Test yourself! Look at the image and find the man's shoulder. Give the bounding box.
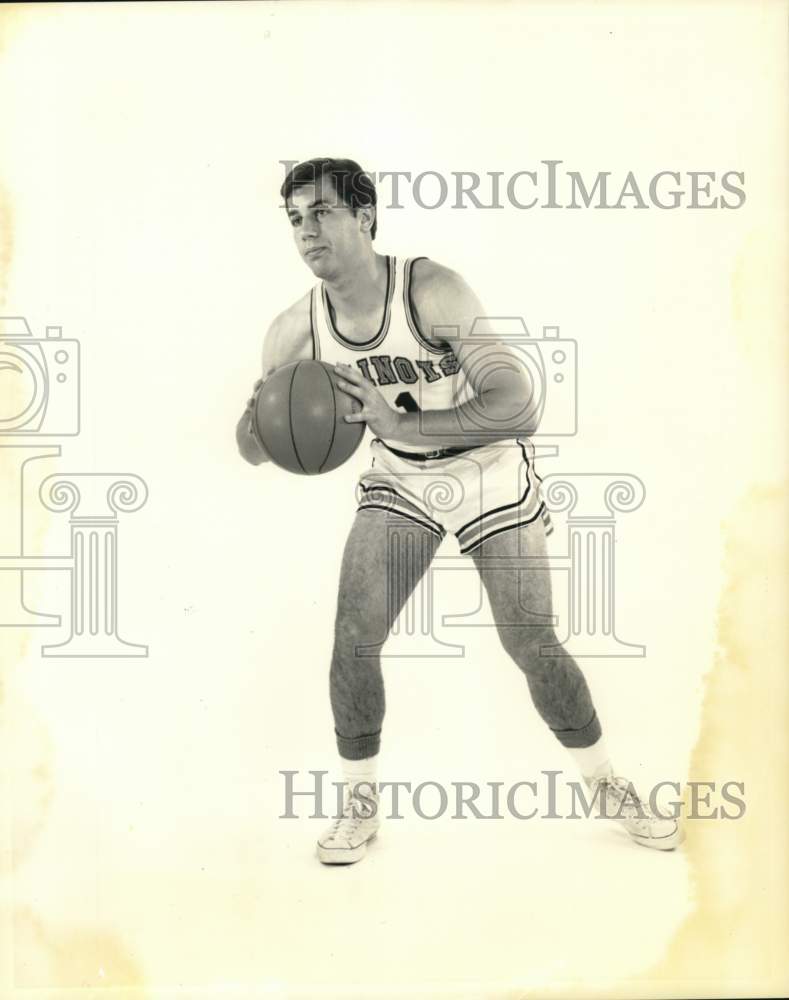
[410,257,471,321]
[269,289,313,341]
[409,257,466,295]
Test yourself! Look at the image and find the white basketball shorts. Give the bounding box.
[356,437,552,554]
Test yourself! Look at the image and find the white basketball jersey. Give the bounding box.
[309,255,474,452]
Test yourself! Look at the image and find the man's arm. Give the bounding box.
[236,376,270,466]
[335,261,538,449]
[236,298,313,466]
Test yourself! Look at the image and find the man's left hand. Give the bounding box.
[334,364,402,439]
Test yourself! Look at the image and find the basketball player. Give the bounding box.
[237,158,681,861]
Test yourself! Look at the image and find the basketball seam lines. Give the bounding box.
[289,363,307,474]
[319,363,338,474]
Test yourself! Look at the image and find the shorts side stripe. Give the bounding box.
[358,482,445,532]
[458,493,542,540]
[459,502,547,554]
[455,447,534,538]
[356,504,445,537]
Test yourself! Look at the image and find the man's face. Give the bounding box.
[285,179,367,279]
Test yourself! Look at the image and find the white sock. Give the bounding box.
[566,736,614,782]
[341,755,379,798]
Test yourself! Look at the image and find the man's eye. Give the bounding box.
[315,208,328,218]
[289,217,301,227]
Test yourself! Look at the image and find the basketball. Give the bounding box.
[252,360,365,474]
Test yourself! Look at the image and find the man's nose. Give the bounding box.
[301,215,319,240]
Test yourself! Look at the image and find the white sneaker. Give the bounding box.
[316,786,381,865]
[586,774,683,851]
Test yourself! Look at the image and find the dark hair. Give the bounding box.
[280,157,377,240]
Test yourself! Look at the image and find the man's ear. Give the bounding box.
[357,204,375,235]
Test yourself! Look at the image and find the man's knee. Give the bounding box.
[495,622,560,668]
[333,607,389,661]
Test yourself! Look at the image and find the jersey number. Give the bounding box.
[394,391,421,413]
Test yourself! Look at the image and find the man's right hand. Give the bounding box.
[236,378,271,465]
[239,300,314,467]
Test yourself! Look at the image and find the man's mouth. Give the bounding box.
[305,247,327,259]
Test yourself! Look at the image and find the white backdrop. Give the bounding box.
[0,2,786,998]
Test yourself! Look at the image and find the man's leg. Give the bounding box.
[330,508,442,751]
[468,516,601,747]
[318,508,442,864]
[469,517,681,850]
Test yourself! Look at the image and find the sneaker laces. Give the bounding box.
[326,792,377,837]
[595,775,655,821]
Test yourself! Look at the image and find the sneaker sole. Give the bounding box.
[631,824,684,851]
[316,832,377,865]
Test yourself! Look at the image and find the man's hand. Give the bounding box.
[236,378,270,465]
[246,378,264,422]
[334,364,402,439]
